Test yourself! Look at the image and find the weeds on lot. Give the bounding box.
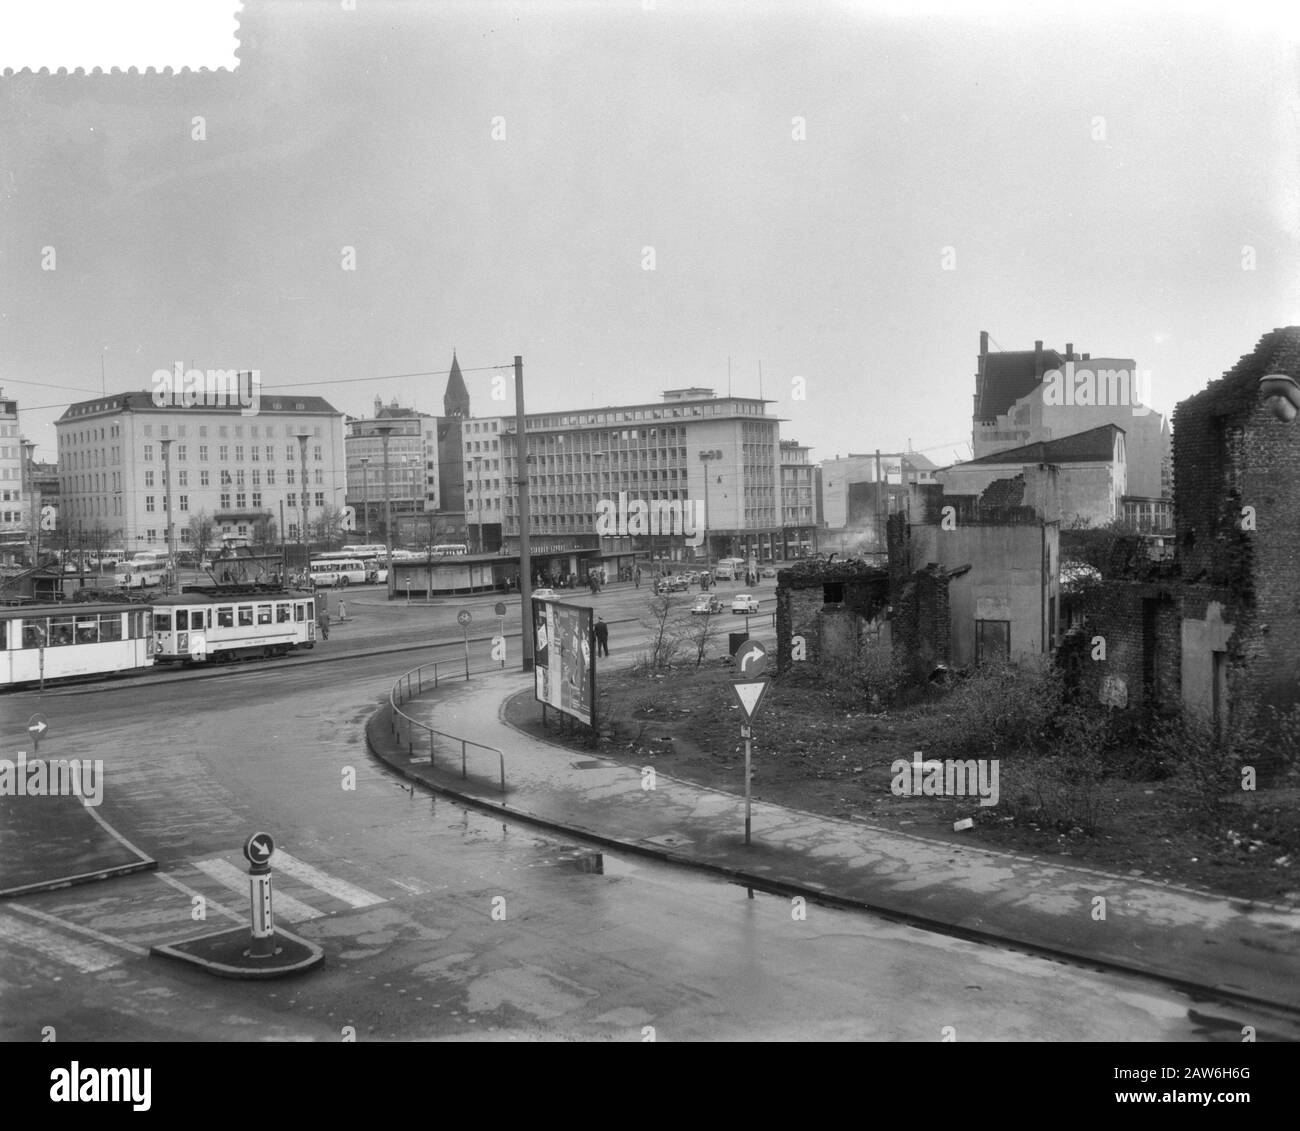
[918,660,1062,761]
[635,592,685,673]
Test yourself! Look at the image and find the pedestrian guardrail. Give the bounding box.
[388,661,507,795]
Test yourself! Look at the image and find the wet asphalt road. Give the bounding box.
[0,595,1286,1041]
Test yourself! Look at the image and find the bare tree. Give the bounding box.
[683,602,722,666]
[188,511,215,558]
[311,504,344,551]
[639,590,685,671]
[251,513,279,551]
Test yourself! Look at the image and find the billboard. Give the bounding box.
[532,599,595,726]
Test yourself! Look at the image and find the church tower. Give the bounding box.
[443,351,471,419]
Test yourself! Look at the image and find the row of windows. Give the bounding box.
[155,601,310,631]
[522,403,768,429]
[63,421,325,443]
[141,444,324,463]
[2,611,145,650]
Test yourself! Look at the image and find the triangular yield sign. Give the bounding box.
[732,679,769,721]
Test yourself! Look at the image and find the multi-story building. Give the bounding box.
[461,416,505,553]
[0,392,25,562]
[819,451,939,553]
[55,391,345,552]
[779,439,818,558]
[496,387,784,576]
[345,397,440,544]
[971,330,1170,499]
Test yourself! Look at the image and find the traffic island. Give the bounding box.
[151,925,324,980]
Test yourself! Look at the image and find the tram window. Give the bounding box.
[0,620,6,649]
[276,603,291,623]
[237,606,254,627]
[154,612,172,632]
[175,610,189,631]
[257,604,272,625]
[50,616,76,646]
[24,623,44,648]
[217,607,234,628]
[99,614,123,641]
[295,603,304,622]
[76,620,98,644]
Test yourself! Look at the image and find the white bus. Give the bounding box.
[714,557,745,581]
[308,558,368,587]
[322,549,386,584]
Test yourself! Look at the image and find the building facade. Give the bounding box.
[779,439,818,558]
[0,392,25,562]
[55,391,345,551]
[497,387,784,571]
[345,397,440,544]
[819,451,939,553]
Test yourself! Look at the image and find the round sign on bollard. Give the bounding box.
[494,601,507,617]
[457,609,472,627]
[243,831,275,870]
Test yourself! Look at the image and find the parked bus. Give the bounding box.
[308,557,368,587]
[713,557,744,581]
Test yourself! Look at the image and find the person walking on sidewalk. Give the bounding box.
[318,605,330,640]
[337,598,347,622]
[634,566,641,589]
[594,616,609,657]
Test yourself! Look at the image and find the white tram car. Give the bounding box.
[150,591,316,664]
[0,602,155,687]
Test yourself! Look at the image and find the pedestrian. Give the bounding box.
[634,567,641,589]
[338,598,347,622]
[318,606,330,640]
[594,615,609,657]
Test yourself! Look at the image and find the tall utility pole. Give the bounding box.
[515,356,533,671]
[376,425,394,600]
[699,449,719,572]
[360,456,370,542]
[160,438,176,594]
[473,455,484,554]
[21,439,37,565]
[874,448,884,555]
[296,432,311,574]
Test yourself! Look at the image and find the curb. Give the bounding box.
[364,697,1300,1021]
[0,857,158,900]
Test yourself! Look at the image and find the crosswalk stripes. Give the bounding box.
[0,909,126,974]
[190,858,326,922]
[268,850,386,909]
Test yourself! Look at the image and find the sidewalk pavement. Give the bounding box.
[369,667,1300,1015]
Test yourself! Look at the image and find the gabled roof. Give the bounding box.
[974,348,1065,421]
[954,424,1125,467]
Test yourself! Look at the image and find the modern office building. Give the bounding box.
[0,391,25,562]
[55,391,345,552]
[494,387,784,580]
[345,397,441,545]
[779,439,818,558]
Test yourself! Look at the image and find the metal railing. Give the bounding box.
[388,660,507,795]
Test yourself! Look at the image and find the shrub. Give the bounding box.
[919,660,1062,761]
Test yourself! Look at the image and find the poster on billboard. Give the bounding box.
[532,599,595,726]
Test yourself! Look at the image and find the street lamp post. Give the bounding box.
[473,455,483,555]
[699,449,719,575]
[376,425,394,600]
[160,438,176,594]
[359,456,370,542]
[295,432,310,576]
[21,439,37,566]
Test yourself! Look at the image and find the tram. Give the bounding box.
[0,602,155,688]
[150,589,316,664]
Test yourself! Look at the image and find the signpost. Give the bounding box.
[242,831,276,958]
[458,608,472,680]
[730,641,770,846]
[494,601,507,669]
[27,713,49,754]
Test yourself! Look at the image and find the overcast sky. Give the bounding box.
[2,0,1297,465]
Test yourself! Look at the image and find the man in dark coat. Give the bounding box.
[594,616,609,657]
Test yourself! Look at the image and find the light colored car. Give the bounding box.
[691,594,723,615]
[531,587,558,600]
[731,593,760,614]
[761,566,777,578]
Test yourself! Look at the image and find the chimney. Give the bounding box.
[374,396,382,416]
[1034,340,1043,378]
[979,330,988,358]
[1065,342,1074,360]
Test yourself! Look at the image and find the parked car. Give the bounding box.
[531,587,558,601]
[761,566,777,578]
[691,594,724,615]
[731,593,760,614]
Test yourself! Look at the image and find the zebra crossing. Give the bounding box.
[0,849,391,980]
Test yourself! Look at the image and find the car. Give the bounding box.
[761,566,777,578]
[531,587,558,600]
[671,575,690,591]
[731,593,760,614]
[691,594,724,615]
